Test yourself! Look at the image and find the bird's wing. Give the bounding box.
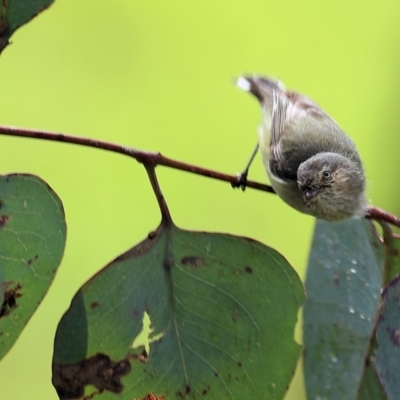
[269,91,333,181]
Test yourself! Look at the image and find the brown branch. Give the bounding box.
[0,125,274,193]
[1,125,400,229]
[366,206,400,229]
[144,165,172,224]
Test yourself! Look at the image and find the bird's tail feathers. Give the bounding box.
[236,76,284,104]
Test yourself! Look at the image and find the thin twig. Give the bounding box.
[366,206,400,229]
[0,125,274,193]
[144,165,172,224]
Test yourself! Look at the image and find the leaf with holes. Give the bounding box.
[0,0,54,54]
[303,219,384,400]
[52,221,305,400]
[0,174,66,360]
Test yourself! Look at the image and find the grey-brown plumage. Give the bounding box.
[237,76,367,221]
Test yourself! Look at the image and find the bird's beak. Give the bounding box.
[305,187,323,201]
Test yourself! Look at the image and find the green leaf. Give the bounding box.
[381,228,400,283]
[0,174,66,360]
[52,222,305,399]
[303,219,384,400]
[357,337,387,400]
[0,0,54,55]
[374,274,400,400]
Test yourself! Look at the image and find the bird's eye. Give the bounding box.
[322,171,331,179]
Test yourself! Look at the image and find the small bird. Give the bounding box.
[236,76,367,221]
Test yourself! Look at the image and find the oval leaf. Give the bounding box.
[52,222,305,399]
[0,173,66,360]
[303,219,384,400]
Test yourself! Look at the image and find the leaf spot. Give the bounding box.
[164,257,174,270]
[147,231,157,240]
[132,308,140,317]
[0,21,6,36]
[333,273,340,285]
[0,282,22,318]
[135,393,165,400]
[244,266,253,273]
[0,214,11,227]
[26,255,39,266]
[181,255,204,268]
[52,353,131,399]
[232,308,238,322]
[386,327,400,346]
[90,301,99,309]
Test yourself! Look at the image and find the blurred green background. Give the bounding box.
[1,0,400,399]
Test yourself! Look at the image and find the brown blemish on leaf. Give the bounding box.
[164,257,174,270]
[0,199,3,208]
[135,393,165,400]
[244,266,253,273]
[181,255,204,268]
[148,369,158,378]
[0,283,22,318]
[137,349,148,363]
[237,361,242,367]
[386,327,400,346]
[0,20,7,36]
[202,385,210,395]
[27,255,39,266]
[147,231,157,240]
[232,308,238,322]
[185,385,191,394]
[0,214,11,227]
[90,302,99,309]
[52,353,132,399]
[132,308,140,317]
[333,273,340,285]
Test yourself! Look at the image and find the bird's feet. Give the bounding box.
[231,171,248,191]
